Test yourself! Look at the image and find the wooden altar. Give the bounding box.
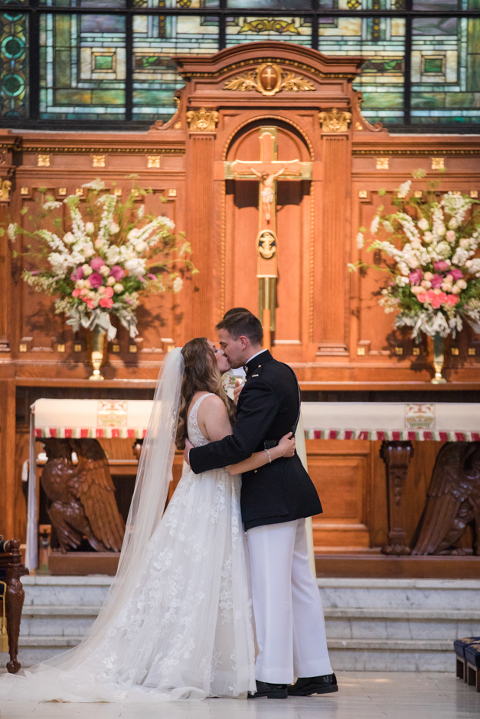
[1,42,479,576]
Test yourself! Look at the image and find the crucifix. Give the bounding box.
[225,126,311,349]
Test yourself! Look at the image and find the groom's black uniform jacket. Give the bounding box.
[189,350,322,530]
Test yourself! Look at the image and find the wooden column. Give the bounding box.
[0,379,16,538]
[318,135,349,355]
[185,134,216,338]
[381,440,414,555]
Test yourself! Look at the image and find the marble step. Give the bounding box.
[19,604,480,641]
[13,635,457,672]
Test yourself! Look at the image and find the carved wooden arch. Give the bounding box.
[222,114,315,162]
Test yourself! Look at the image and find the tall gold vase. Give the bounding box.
[431,332,447,384]
[89,326,106,381]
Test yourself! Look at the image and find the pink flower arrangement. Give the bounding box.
[88,272,103,289]
[415,290,459,309]
[109,265,125,280]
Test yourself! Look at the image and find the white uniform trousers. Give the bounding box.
[247,518,332,685]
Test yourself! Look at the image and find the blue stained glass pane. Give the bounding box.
[319,15,405,125]
[227,1,311,7]
[0,10,28,118]
[39,12,126,120]
[411,16,480,124]
[132,14,219,121]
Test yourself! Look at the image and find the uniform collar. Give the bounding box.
[244,349,272,375]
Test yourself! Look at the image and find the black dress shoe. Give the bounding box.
[288,673,338,696]
[248,680,288,699]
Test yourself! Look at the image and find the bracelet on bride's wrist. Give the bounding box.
[265,448,272,463]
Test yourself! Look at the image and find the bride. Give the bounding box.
[0,338,295,702]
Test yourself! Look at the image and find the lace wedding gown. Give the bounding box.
[0,393,256,702]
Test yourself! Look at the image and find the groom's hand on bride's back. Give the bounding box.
[184,438,193,466]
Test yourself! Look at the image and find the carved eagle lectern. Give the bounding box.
[40,438,125,553]
[412,442,480,556]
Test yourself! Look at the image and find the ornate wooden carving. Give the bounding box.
[319,109,352,133]
[186,108,219,133]
[412,442,480,556]
[1,538,28,673]
[381,440,414,555]
[40,438,125,553]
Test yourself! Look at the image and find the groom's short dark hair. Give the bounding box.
[216,308,263,346]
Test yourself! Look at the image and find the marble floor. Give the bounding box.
[1,672,479,719]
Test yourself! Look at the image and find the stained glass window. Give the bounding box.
[319,15,406,125]
[0,5,28,119]
[133,14,219,121]
[226,16,312,46]
[0,0,478,130]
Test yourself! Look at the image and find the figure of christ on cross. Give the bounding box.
[227,127,311,348]
[249,166,288,224]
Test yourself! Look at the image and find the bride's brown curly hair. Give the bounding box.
[175,337,235,450]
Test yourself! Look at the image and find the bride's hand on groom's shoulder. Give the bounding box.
[184,438,193,466]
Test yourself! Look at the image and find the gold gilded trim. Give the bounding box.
[186,107,219,133]
[224,62,315,96]
[180,57,357,81]
[23,147,185,155]
[353,149,479,156]
[222,114,315,161]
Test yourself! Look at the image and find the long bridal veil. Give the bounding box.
[0,348,187,701]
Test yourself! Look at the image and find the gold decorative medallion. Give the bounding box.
[468,347,476,355]
[224,63,315,97]
[357,346,366,355]
[186,107,219,132]
[93,154,105,168]
[431,157,445,170]
[168,188,177,197]
[0,179,11,201]
[114,187,122,196]
[174,121,182,130]
[147,155,161,168]
[58,187,67,196]
[414,190,423,198]
[376,157,389,169]
[470,190,478,199]
[74,343,83,353]
[56,344,66,353]
[75,187,84,196]
[319,108,352,133]
[355,122,364,130]
[412,347,420,356]
[20,186,29,195]
[257,229,277,260]
[358,190,368,198]
[238,18,300,35]
[38,154,51,167]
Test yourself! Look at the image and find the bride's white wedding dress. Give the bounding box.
[0,392,256,702]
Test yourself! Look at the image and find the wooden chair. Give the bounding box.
[465,643,480,693]
[0,538,29,673]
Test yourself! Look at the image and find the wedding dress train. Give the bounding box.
[0,391,256,702]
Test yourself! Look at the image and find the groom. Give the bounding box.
[186,308,336,699]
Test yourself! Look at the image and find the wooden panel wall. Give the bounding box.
[0,43,479,554]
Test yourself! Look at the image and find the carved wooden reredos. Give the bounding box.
[1,42,480,386]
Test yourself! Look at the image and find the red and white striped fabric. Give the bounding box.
[302,402,480,442]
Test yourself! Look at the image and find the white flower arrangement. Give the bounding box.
[7,180,196,341]
[349,172,480,340]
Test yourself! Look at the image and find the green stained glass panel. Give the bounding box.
[0,10,28,118]
[411,17,480,123]
[132,15,219,121]
[39,12,126,120]
[319,15,405,124]
[226,16,312,46]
